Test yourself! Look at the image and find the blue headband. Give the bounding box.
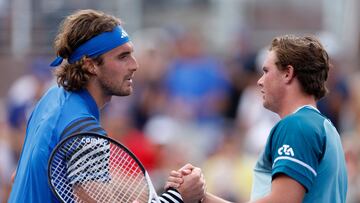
[50,26,130,67]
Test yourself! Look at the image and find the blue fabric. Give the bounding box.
[251,106,347,203]
[50,26,130,66]
[8,86,105,203]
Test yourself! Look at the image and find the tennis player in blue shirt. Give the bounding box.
[167,35,348,203]
[9,9,204,203]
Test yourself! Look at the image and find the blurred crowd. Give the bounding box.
[0,26,359,203]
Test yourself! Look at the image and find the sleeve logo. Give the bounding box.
[278,144,294,156]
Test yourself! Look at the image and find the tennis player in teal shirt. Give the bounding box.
[167,35,347,203]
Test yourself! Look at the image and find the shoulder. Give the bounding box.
[35,87,101,140]
[60,116,106,140]
[36,86,82,111]
[266,108,329,192]
[274,107,326,138]
[268,107,327,156]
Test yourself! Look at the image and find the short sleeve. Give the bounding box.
[60,116,107,140]
[269,116,325,191]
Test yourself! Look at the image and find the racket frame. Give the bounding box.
[48,132,160,203]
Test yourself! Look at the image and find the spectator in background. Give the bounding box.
[6,57,53,162]
[202,126,255,202]
[341,72,360,203]
[6,57,52,131]
[224,27,258,120]
[342,135,360,203]
[130,28,174,129]
[317,62,349,131]
[162,28,232,159]
[316,32,349,132]
[164,28,231,125]
[0,103,16,203]
[235,47,279,156]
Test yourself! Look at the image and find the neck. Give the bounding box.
[277,92,316,119]
[86,81,111,109]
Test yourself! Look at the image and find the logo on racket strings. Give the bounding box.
[83,137,109,145]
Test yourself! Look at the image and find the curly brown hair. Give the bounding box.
[53,9,121,91]
[270,35,330,100]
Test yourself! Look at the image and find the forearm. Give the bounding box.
[203,192,234,203]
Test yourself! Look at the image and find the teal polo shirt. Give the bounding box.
[251,106,347,203]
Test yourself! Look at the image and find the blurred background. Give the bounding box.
[0,0,360,202]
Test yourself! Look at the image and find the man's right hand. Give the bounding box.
[165,163,206,203]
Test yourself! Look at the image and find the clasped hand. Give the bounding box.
[165,163,206,203]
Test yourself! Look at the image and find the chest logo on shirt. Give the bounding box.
[278,144,294,156]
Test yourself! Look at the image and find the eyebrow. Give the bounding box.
[117,51,131,58]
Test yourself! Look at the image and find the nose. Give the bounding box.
[257,75,264,87]
[131,55,139,71]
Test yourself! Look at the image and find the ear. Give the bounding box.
[83,58,97,75]
[283,65,295,84]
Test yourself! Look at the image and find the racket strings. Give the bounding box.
[67,143,110,177]
[81,143,149,203]
[50,135,151,203]
[94,150,138,202]
[52,137,86,202]
[107,145,149,202]
[74,147,146,203]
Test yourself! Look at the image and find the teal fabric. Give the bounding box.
[251,106,347,203]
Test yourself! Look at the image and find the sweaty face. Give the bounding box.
[95,42,138,97]
[257,50,286,113]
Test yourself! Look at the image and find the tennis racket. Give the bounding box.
[48,132,161,203]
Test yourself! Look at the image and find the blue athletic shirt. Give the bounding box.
[8,86,106,203]
[251,105,347,203]
[9,86,184,203]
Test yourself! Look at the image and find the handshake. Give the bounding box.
[164,163,206,203]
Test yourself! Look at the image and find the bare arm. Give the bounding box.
[250,174,305,203]
[73,184,97,203]
[203,174,305,203]
[202,192,233,203]
[165,164,305,203]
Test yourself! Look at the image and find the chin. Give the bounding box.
[121,88,133,96]
[263,103,278,114]
[119,92,132,97]
[111,89,132,97]
[263,102,271,110]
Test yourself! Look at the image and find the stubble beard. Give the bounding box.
[99,78,132,97]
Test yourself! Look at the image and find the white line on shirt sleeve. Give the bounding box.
[273,156,317,176]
